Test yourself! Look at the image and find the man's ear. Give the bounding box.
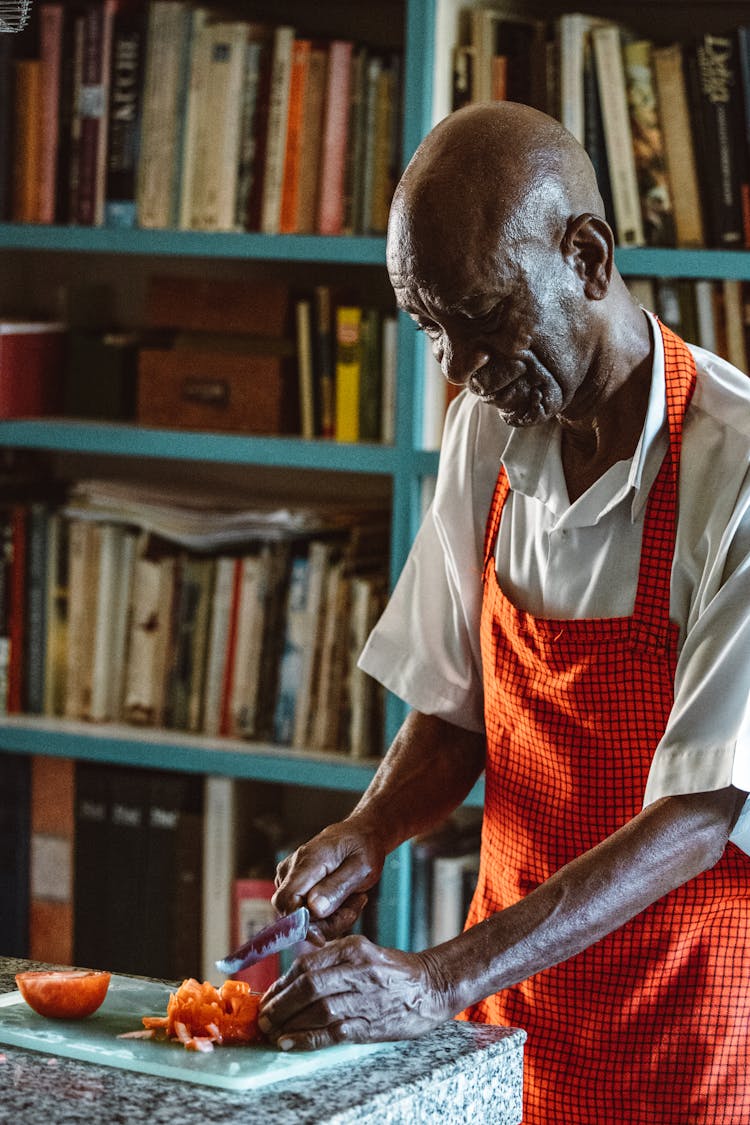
[561,213,614,299]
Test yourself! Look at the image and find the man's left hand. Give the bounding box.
[258,936,452,1050]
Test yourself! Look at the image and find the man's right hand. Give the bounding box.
[272,814,387,941]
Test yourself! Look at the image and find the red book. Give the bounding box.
[232,878,280,993]
[0,323,67,418]
[316,40,354,235]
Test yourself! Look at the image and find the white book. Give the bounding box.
[694,280,718,355]
[191,20,248,231]
[292,540,333,749]
[260,25,295,235]
[136,0,193,229]
[592,24,645,247]
[64,519,97,721]
[347,575,378,760]
[557,12,608,145]
[431,851,480,945]
[201,775,238,984]
[178,7,211,230]
[228,554,265,739]
[202,556,238,737]
[122,543,176,726]
[88,523,125,722]
[108,529,137,722]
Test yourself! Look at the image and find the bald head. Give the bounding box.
[387,102,606,290]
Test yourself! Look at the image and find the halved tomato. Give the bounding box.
[15,970,111,1019]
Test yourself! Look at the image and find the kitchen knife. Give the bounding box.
[215,906,310,976]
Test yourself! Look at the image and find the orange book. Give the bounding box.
[29,756,76,963]
[316,40,354,235]
[12,59,44,223]
[279,39,311,234]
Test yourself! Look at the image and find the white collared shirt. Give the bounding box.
[359,312,750,852]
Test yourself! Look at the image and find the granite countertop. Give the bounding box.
[0,958,525,1124]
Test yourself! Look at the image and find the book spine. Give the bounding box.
[295,299,316,439]
[591,24,646,247]
[193,22,247,232]
[273,553,310,745]
[294,45,327,234]
[622,39,676,247]
[260,26,295,235]
[234,37,266,231]
[279,38,311,234]
[43,512,67,717]
[201,775,237,984]
[738,27,750,247]
[685,33,746,248]
[87,522,123,722]
[23,503,49,715]
[0,38,12,220]
[39,3,64,224]
[75,0,116,226]
[358,307,382,442]
[29,756,75,964]
[178,7,210,230]
[202,556,236,737]
[652,44,706,248]
[12,60,44,223]
[105,2,146,227]
[7,504,27,715]
[314,284,335,439]
[380,314,398,445]
[0,753,30,956]
[0,512,15,716]
[335,305,363,443]
[316,40,354,235]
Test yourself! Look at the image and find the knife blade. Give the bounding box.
[215,906,310,976]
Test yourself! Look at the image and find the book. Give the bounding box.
[0,321,67,419]
[232,878,279,992]
[225,553,266,739]
[87,521,131,722]
[358,307,383,443]
[694,279,719,353]
[122,535,177,726]
[23,502,51,715]
[105,766,150,974]
[0,36,12,220]
[279,37,311,235]
[190,19,248,232]
[738,27,750,246]
[142,770,203,980]
[0,753,30,957]
[317,39,354,235]
[722,279,748,371]
[292,539,335,749]
[311,564,350,751]
[347,574,385,759]
[74,0,117,226]
[273,551,312,745]
[39,2,64,224]
[234,27,270,231]
[380,314,398,445]
[201,774,238,984]
[685,32,747,248]
[295,299,315,439]
[0,511,14,714]
[652,43,706,248]
[73,761,110,969]
[342,45,368,236]
[104,0,146,227]
[136,0,193,229]
[177,6,211,230]
[12,59,44,223]
[28,756,75,964]
[251,540,290,741]
[294,44,327,234]
[556,12,610,146]
[313,285,335,439]
[622,39,675,247]
[335,305,363,443]
[166,553,214,732]
[432,850,480,944]
[367,61,397,234]
[260,24,295,235]
[7,504,27,715]
[202,555,236,737]
[43,512,67,717]
[591,23,646,247]
[63,517,97,720]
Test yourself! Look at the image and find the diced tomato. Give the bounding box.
[139,978,263,1049]
[15,970,111,1020]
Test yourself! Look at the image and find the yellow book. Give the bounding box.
[335,305,363,443]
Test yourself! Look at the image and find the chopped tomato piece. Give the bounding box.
[140,978,262,1049]
[15,970,111,1020]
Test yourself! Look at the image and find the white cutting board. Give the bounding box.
[0,974,390,1090]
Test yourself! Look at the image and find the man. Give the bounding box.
[257,103,750,1123]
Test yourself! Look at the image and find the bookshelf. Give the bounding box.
[1,0,750,958]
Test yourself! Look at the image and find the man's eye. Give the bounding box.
[415,321,441,340]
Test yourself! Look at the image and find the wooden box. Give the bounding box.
[137,348,298,435]
[145,277,290,337]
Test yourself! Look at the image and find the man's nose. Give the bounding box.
[437,334,490,386]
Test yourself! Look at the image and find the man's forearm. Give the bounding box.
[427,785,747,1014]
[348,710,486,854]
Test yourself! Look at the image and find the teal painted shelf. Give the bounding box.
[0,223,387,264]
[615,247,750,280]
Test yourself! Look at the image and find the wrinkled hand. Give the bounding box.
[273,817,387,942]
[258,936,452,1050]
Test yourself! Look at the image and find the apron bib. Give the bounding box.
[462,323,750,1124]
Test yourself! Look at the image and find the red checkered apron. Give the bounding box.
[461,322,750,1123]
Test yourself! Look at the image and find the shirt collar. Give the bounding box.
[501,310,668,524]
